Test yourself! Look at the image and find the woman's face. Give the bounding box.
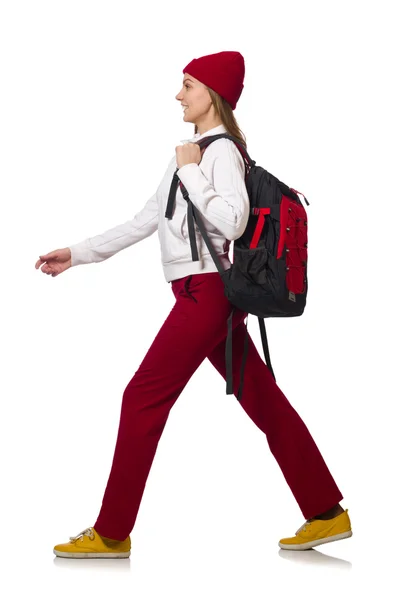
[175,73,212,124]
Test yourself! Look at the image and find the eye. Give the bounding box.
[184,84,190,89]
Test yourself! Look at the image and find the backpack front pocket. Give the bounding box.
[277,195,308,294]
[232,245,270,288]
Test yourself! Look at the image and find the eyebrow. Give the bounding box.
[183,78,194,84]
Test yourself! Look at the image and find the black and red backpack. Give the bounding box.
[165,133,309,402]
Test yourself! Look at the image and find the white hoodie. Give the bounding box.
[68,123,250,283]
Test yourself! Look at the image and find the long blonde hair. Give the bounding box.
[193,87,247,149]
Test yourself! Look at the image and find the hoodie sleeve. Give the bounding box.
[69,191,159,266]
[69,150,179,267]
[68,153,178,267]
[175,138,250,241]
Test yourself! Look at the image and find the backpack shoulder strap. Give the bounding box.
[196,133,256,177]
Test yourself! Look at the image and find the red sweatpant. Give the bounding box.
[93,272,343,541]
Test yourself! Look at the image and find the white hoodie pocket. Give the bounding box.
[181,212,188,240]
[166,207,189,243]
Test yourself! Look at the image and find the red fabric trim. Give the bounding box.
[277,195,308,293]
[250,208,271,249]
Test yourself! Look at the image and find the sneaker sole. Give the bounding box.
[278,529,352,551]
[53,550,130,558]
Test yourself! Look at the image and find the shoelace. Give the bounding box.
[69,527,95,542]
[295,518,314,536]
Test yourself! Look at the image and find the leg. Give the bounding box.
[93,273,247,541]
[206,320,344,521]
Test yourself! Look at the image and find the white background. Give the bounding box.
[1,0,396,598]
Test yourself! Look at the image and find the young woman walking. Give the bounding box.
[35,51,352,558]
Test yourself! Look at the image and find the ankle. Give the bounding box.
[314,503,344,520]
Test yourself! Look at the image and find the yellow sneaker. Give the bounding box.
[53,526,131,558]
[278,508,353,550]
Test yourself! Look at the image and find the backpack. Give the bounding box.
[165,133,310,401]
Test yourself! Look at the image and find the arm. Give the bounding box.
[176,138,250,240]
[69,191,159,266]
[68,153,178,267]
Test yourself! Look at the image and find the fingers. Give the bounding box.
[35,252,58,269]
[35,255,49,269]
[35,258,50,270]
[40,263,56,275]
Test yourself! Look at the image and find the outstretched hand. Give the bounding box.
[35,248,72,277]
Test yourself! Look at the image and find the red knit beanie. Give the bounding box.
[182,51,245,110]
